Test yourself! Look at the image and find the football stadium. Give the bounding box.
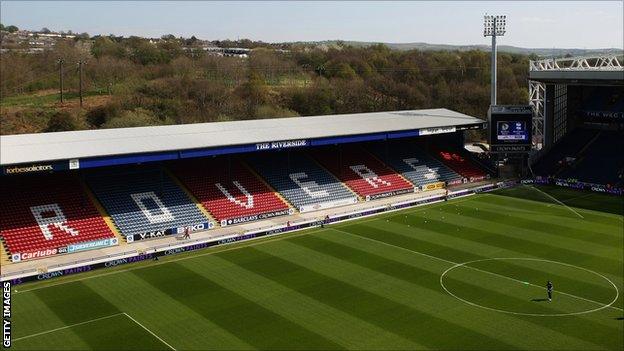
[1,13,623,350]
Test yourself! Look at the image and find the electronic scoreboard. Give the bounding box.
[488,105,533,153]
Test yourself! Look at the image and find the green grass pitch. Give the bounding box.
[8,185,624,350]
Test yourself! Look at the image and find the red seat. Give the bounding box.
[431,146,486,181]
[0,175,116,261]
[311,147,414,197]
[170,159,289,224]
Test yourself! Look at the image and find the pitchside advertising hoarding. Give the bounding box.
[220,209,293,227]
[125,222,214,242]
[488,105,533,153]
[10,237,118,262]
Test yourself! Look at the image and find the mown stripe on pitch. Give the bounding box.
[220,246,516,350]
[444,277,621,349]
[426,203,623,265]
[131,263,342,350]
[82,271,254,350]
[327,226,622,331]
[430,205,624,277]
[290,234,445,290]
[9,289,69,339]
[445,200,622,248]
[384,214,621,297]
[314,230,622,330]
[342,222,485,264]
[293,233,612,317]
[31,282,124,350]
[471,192,622,224]
[179,255,420,350]
[261,239,614,351]
[467,197,623,241]
[476,192,624,225]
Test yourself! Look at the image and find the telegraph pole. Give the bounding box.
[57,58,64,103]
[78,59,85,107]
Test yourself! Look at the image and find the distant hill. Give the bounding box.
[295,40,623,57]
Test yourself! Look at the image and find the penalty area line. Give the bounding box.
[12,312,125,342]
[123,313,176,351]
[523,184,584,219]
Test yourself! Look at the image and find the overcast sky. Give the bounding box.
[1,1,622,49]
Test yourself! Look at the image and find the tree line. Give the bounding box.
[0,35,531,134]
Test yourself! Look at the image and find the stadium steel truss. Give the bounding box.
[528,54,623,150]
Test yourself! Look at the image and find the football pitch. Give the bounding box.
[8,185,624,350]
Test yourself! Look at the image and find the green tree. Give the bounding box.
[237,71,271,117]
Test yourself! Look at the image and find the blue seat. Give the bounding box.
[369,142,462,187]
[248,153,357,211]
[86,167,209,237]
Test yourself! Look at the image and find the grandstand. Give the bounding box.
[367,140,463,188]
[311,145,415,200]
[0,108,488,267]
[429,145,487,182]
[170,158,291,226]
[0,174,117,262]
[529,55,624,187]
[247,152,358,212]
[85,166,211,240]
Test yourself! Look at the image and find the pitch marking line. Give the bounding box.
[329,228,623,314]
[523,184,584,219]
[12,312,175,350]
[12,312,125,342]
[123,313,176,350]
[440,258,620,316]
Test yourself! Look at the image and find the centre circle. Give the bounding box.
[439,257,619,317]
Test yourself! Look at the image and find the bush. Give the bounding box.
[45,111,79,132]
[102,108,172,129]
[255,105,299,119]
[85,102,121,127]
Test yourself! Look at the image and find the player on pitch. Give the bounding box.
[546,280,553,301]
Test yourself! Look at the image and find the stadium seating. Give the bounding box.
[559,131,624,185]
[0,175,116,260]
[247,153,358,211]
[369,142,463,187]
[86,167,209,238]
[311,146,414,198]
[532,129,600,177]
[170,158,290,225]
[429,145,487,181]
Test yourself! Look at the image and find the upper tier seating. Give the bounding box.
[532,129,600,177]
[86,168,209,237]
[170,159,290,225]
[370,142,463,187]
[311,146,414,198]
[559,131,624,185]
[247,153,357,211]
[0,175,116,261]
[429,145,487,181]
